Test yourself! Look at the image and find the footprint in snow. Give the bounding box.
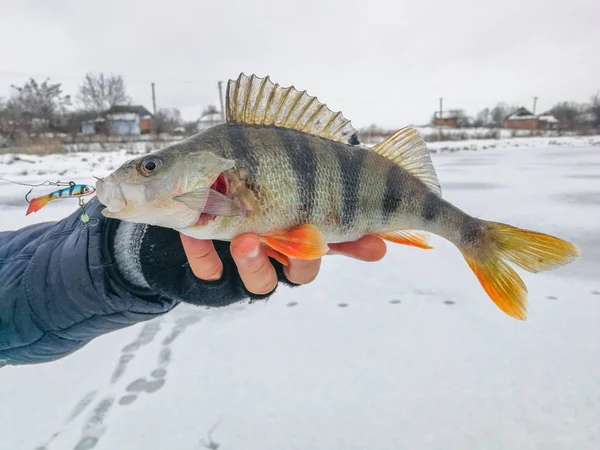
[119,376,167,407]
[337,303,349,308]
[118,317,197,407]
[389,300,401,305]
[118,395,138,406]
[287,301,298,307]
[161,315,203,346]
[33,390,99,448]
[151,368,167,379]
[443,300,456,305]
[546,295,558,300]
[126,378,166,394]
[72,397,114,450]
[592,290,600,296]
[111,321,162,383]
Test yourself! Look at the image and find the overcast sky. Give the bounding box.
[1,0,598,128]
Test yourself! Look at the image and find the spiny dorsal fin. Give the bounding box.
[372,127,441,196]
[226,73,360,145]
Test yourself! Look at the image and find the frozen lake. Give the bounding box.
[0,141,599,450]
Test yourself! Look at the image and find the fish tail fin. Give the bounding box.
[26,195,53,215]
[461,220,579,320]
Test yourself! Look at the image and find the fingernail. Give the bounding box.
[246,245,259,259]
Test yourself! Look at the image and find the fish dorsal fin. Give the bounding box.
[372,127,441,196]
[226,73,360,145]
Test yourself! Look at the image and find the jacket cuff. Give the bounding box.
[105,219,298,306]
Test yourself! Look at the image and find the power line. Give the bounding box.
[0,70,219,86]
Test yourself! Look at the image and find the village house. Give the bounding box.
[432,111,459,128]
[197,108,224,132]
[504,107,558,130]
[81,105,154,135]
[537,114,559,130]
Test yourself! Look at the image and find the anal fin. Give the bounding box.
[376,230,432,249]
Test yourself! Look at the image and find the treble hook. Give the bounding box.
[25,188,33,204]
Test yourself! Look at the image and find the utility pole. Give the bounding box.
[217,81,225,121]
[532,96,538,115]
[438,97,443,140]
[151,82,157,116]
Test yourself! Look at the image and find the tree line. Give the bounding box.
[2,73,599,140]
[431,96,600,130]
[0,73,192,138]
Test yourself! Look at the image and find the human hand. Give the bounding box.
[180,234,387,296]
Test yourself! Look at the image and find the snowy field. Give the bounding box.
[0,137,599,450]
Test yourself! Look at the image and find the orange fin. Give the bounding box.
[464,255,527,321]
[376,230,432,249]
[264,248,290,266]
[26,195,53,215]
[461,220,579,321]
[260,224,329,261]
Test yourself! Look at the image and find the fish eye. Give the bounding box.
[140,157,161,176]
[83,187,89,193]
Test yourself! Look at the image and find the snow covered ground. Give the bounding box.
[0,137,599,450]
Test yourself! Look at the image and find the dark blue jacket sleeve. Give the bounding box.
[0,200,177,366]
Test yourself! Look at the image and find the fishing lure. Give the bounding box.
[25,182,96,215]
[0,177,97,225]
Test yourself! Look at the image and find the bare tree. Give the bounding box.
[590,92,600,128]
[184,120,200,135]
[5,78,71,133]
[549,102,584,130]
[490,103,509,127]
[0,97,7,136]
[448,109,471,128]
[474,107,491,127]
[77,72,130,112]
[154,107,183,134]
[201,105,219,117]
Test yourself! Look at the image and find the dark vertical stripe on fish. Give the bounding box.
[382,164,404,223]
[69,184,75,196]
[226,125,257,179]
[333,142,366,229]
[421,191,442,223]
[278,129,317,222]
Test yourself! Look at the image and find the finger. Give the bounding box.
[230,234,278,295]
[328,235,387,262]
[284,257,321,285]
[180,234,223,281]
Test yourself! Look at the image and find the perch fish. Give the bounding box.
[96,73,579,320]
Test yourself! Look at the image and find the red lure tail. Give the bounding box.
[26,195,54,215]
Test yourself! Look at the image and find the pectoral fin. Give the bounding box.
[260,224,329,261]
[173,189,241,216]
[264,248,290,266]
